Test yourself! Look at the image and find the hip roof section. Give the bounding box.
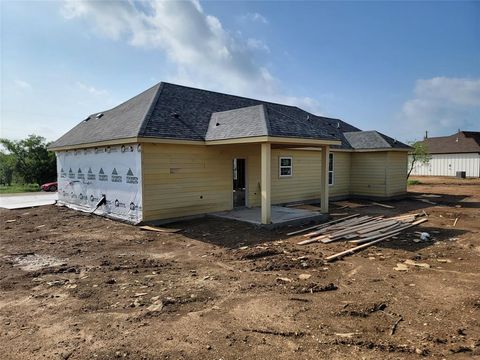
[50,82,409,151]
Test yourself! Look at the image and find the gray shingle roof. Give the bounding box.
[343,131,410,150]
[206,105,268,141]
[50,83,161,148]
[49,82,410,151]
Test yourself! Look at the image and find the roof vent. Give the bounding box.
[215,122,220,127]
[306,115,310,121]
[84,116,91,122]
[96,113,104,119]
[172,112,180,119]
[337,121,340,129]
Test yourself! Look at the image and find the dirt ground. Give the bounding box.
[1,176,479,359]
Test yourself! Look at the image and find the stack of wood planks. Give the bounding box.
[290,213,428,262]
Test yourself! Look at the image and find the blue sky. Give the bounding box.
[1,0,479,143]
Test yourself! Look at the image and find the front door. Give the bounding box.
[233,158,246,207]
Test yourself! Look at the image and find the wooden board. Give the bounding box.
[139,225,182,233]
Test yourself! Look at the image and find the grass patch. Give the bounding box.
[407,179,422,186]
[0,184,40,194]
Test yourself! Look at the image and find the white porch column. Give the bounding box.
[261,142,271,224]
[320,145,329,213]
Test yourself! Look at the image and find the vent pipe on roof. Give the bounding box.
[424,130,428,139]
[337,121,340,129]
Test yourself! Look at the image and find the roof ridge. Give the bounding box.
[211,104,264,115]
[89,82,161,118]
[138,82,164,136]
[373,130,395,148]
[162,81,309,110]
[260,104,271,135]
[292,107,343,122]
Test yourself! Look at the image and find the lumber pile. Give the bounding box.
[294,213,428,261]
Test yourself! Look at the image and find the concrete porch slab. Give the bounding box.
[210,205,328,229]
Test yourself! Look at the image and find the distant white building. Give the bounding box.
[410,131,480,178]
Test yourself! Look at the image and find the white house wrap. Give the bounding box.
[56,144,143,223]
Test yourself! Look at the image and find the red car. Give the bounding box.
[41,182,58,192]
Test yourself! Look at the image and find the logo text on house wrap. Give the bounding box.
[111,168,122,183]
[126,168,138,184]
[99,168,108,181]
[87,167,96,180]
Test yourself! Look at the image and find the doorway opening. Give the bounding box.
[233,158,246,207]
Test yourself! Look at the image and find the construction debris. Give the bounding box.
[393,263,409,271]
[292,212,428,262]
[371,202,395,209]
[139,225,182,233]
[453,217,459,227]
[287,214,359,237]
[390,314,403,335]
[242,328,305,337]
[404,259,430,268]
[414,198,437,205]
[419,232,431,241]
[296,282,337,293]
[298,273,312,280]
[298,214,426,245]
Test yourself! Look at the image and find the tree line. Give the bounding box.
[0,135,56,186]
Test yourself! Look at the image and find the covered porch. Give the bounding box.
[206,136,340,225]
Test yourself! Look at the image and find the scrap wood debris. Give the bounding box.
[413,197,437,205]
[139,225,182,233]
[371,202,395,209]
[292,213,428,262]
[242,328,306,337]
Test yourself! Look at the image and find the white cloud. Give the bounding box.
[14,79,32,89]
[60,0,321,113]
[76,81,108,96]
[240,12,268,24]
[399,77,480,139]
[246,38,270,53]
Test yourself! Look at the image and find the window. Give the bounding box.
[279,157,292,177]
[328,153,334,185]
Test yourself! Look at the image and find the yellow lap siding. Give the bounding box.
[270,149,322,204]
[350,152,388,197]
[141,142,406,222]
[142,144,331,221]
[142,143,261,221]
[386,152,408,196]
[329,151,351,197]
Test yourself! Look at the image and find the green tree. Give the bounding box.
[0,151,15,186]
[0,135,56,185]
[407,140,430,179]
